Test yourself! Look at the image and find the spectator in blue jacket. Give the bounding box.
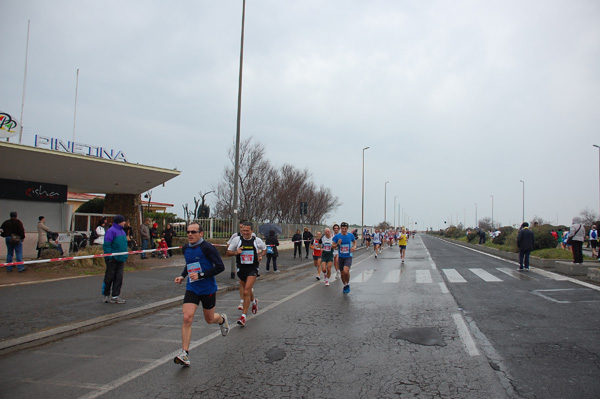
[102,215,129,304]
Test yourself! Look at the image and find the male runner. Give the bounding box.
[332,224,341,278]
[372,228,382,258]
[226,221,266,327]
[398,227,408,263]
[310,231,323,280]
[227,220,255,310]
[174,223,229,366]
[332,222,357,294]
[320,228,335,286]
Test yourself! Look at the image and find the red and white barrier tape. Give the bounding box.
[0,240,299,268]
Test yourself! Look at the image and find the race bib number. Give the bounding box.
[241,250,255,264]
[340,244,350,254]
[187,262,201,283]
[323,243,332,251]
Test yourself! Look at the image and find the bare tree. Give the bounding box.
[579,207,599,226]
[478,217,493,231]
[213,139,340,224]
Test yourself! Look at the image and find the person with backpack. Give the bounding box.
[90,217,108,246]
[265,229,279,272]
[590,225,598,259]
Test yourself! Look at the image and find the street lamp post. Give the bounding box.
[361,146,370,233]
[384,181,389,225]
[231,0,247,278]
[520,180,525,223]
[594,144,600,219]
[490,195,494,229]
[474,203,478,228]
[394,196,398,228]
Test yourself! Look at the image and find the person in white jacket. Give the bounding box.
[93,217,108,245]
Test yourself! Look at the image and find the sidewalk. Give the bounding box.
[0,247,328,355]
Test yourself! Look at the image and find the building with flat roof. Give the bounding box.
[0,141,180,258]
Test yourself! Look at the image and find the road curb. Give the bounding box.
[0,245,369,356]
[0,284,237,357]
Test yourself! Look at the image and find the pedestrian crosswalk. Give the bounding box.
[347,267,546,285]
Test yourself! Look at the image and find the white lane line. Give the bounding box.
[431,262,437,269]
[452,313,480,356]
[469,268,502,282]
[442,269,467,283]
[434,238,600,292]
[78,281,321,399]
[415,270,433,284]
[350,269,374,283]
[496,267,535,280]
[383,269,401,283]
[438,282,449,294]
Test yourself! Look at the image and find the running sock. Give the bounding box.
[241,313,247,318]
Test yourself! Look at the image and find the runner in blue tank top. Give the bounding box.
[332,222,357,294]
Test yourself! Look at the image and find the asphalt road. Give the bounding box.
[1,235,599,398]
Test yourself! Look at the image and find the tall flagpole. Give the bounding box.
[73,68,79,142]
[18,20,31,144]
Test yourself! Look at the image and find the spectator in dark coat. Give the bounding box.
[517,222,535,270]
[303,227,314,259]
[162,224,175,257]
[265,230,279,272]
[0,211,26,272]
[292,229,302,259]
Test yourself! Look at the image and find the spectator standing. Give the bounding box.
[303,227,314,259]
[92,217,108,246]
[150,222,159,249]
[36,216,51,258]
[140,218,151,259]
[517,222,535,270]
[265,230,279,272]
[590,225,598,259]
[102,215,129,304]
[568,218,585,264]
[292,229,302,259]
[1,212,26,272]
[162,223,175,257]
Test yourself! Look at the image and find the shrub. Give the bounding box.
[492,226,515,245]
[444,226,465,239]
[466,230,478,243]
[531,224,558,250]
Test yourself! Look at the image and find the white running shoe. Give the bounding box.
[174,349,190,366]
[325,280,330,286]
[220,314,230,337]
[237,300,243,310]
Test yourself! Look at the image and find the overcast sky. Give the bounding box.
[2,0,599,229]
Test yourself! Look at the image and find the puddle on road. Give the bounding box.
[265,347,286,364]
[390,327,447,347]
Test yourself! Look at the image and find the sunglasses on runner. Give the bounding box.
[187,230,200,234]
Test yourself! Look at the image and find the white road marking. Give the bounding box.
[77,281,321,399]
[469,268,502,282]
[350,269,374,283]
[442,269,467,283]
[435,238,600,292]
[439,282,449,294]
[452,313,480,356]
[383,269,401,283]
[415,269,433,284]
